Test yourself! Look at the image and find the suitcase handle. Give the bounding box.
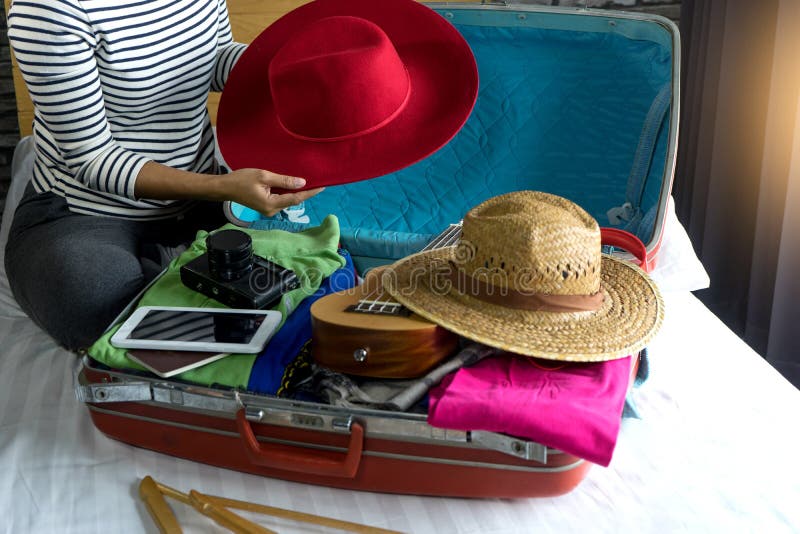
[600,228,652,273]
[235,409,364,478]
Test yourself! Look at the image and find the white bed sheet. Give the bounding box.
[1,138,796,532]
[1,290,799,534]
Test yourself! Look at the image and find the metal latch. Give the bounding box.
[76,381,153,404]
[470,431,548,463]
[244,405,355,434]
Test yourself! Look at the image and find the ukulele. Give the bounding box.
[310,225,462,379]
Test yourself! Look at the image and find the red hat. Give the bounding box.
[217,0,479,189]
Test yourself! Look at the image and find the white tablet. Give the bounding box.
[110,306,282,354]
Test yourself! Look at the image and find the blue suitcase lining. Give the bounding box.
[240,9,673,272]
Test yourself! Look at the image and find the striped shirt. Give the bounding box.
[8,0,247,219]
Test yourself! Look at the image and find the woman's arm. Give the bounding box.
[8,1,151,200]
[10,1,318,216]
[210,0,248,92]
[134,162,324,217]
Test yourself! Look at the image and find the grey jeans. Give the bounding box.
[4,183,227,351]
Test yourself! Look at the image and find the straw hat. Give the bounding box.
[217,0,478,190]
[382,191,664,361]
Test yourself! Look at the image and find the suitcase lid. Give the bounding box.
[226,3,679,271]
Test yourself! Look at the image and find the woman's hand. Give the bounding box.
[133,161,324,217]
[216,168,324,217]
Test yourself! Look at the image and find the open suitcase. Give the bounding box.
[76,2,679,499]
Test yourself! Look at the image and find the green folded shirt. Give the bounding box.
[88,215,344,388]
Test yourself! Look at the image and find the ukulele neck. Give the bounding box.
[348,223,462,317]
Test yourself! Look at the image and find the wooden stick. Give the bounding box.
[138,476,183,534]
[154,480,276,534]
[188,490,277,534]
[152,480,192,506]
[153,478,401,534]
[202,493,403,534]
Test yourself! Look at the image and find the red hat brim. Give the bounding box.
[217,0,478,190]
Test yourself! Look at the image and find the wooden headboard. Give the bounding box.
[5,0,478,137]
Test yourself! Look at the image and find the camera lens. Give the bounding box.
[206,229,253,281]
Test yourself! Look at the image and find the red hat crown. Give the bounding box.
[268,16,411,142]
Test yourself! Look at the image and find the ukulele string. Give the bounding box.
[421,224,462,252]
[356,224,462,313]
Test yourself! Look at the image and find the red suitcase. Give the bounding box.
[76,2,677,498]
[77,352,642,498]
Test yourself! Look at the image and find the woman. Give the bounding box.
[5,0,321,350]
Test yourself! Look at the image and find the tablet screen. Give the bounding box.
[129,309,265,344]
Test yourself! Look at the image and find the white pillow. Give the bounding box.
[650,196,710,293]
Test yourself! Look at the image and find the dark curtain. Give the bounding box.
[675,0,800,387]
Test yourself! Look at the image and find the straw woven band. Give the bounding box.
[445,261,605,312]
[384,250,663,361]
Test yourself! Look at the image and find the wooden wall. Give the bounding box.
[3,0,319,136]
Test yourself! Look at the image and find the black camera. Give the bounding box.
[180,229,300,309]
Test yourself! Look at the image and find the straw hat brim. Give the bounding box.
[382,248,664,362]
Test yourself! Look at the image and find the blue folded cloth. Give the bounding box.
[247,250,357,394]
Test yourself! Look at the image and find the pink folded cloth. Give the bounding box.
[427,353,632,466]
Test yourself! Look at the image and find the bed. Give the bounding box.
[2,1,800,532]
[2,135,798,533]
